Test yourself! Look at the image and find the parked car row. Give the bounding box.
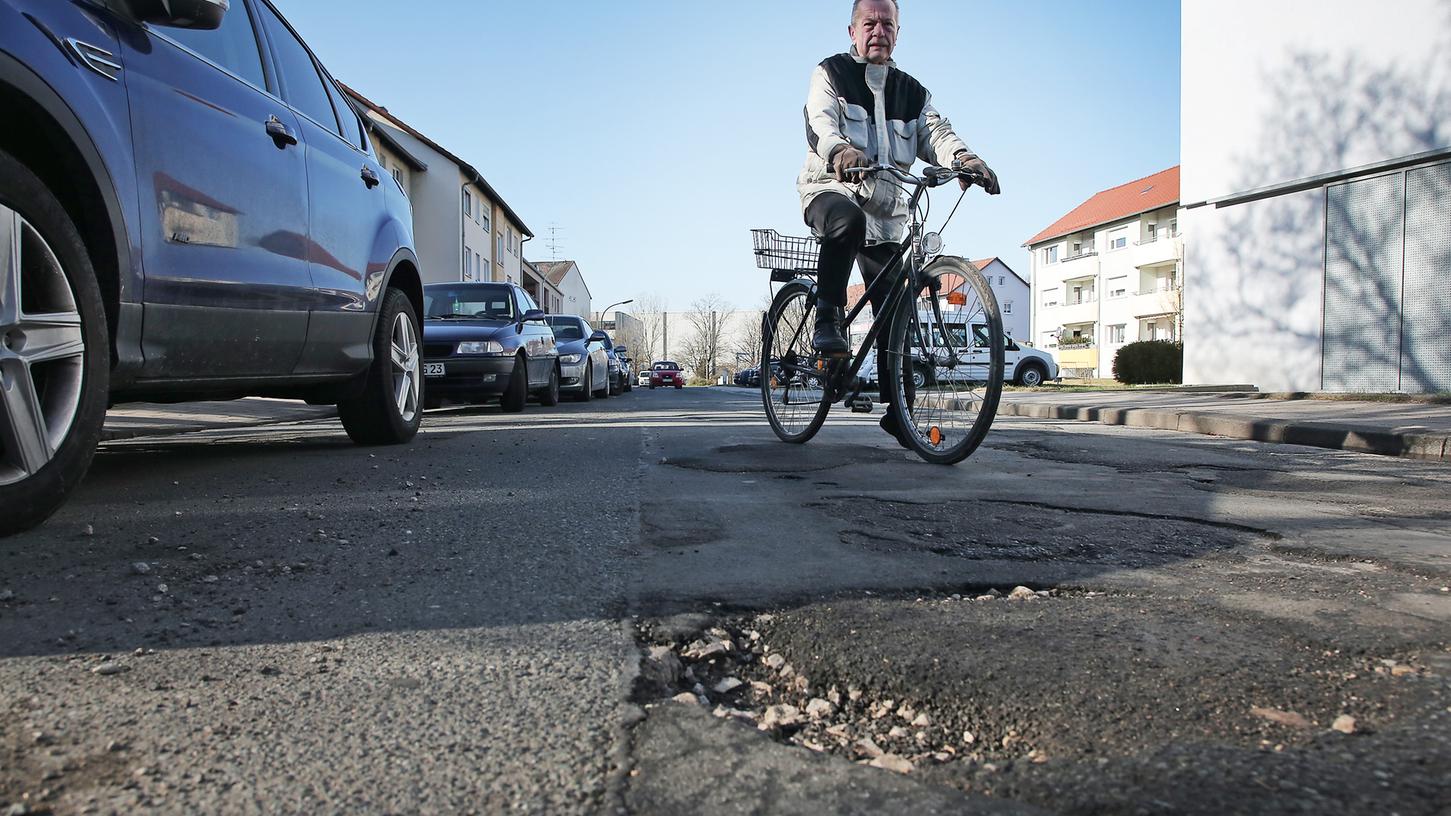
[421,282,633,411]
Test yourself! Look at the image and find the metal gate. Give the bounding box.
[1323,159,1451,392]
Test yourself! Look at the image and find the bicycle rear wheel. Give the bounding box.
[761,281,832,443]
[883,257,1003,465]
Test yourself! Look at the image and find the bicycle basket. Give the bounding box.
[752,229,820,282]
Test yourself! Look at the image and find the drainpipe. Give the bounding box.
[521,233,532,295]
[459,181,470,283]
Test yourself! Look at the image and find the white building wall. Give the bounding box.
[979,259,1031,341]
[1182,0,1451,390]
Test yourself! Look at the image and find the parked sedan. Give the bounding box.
[421,283,559,411]
[545,315,610,401]
[650,361,685,389]
[637,369,652,387]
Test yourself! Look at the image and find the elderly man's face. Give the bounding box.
[850,0,899,65]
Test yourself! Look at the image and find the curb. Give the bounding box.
[997,401,1451,461]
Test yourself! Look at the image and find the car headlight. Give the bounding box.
[456,340,505,355]
[559,353,583,364]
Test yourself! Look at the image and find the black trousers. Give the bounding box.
[804,193,907,404]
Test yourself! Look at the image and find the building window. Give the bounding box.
[463,245,473,280]
[481,211,490,234]
[475,252,482,281]
[1041,288,1059,307]
[1108,276,1128,298]
[1108,228,1127,251]
[998,276,1005,286]
[1108,324,1125,343]
[1169,218,1178,237]
[463,190,473,220]
[391,166,402,184]
[1044,246,1058,264]
[496,232,504,262]
[1003,301,1013,314]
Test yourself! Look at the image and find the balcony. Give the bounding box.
[1057,249,1099,280]
[1127,287,1178,319]
[1057,296,1097,326]
[1057,345,1099,370]
[1133,232,1179,268]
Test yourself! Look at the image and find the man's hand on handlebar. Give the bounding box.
[831,146,872,182]
[954,154,1001,195]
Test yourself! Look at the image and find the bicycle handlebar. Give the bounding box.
[841,162,986,189]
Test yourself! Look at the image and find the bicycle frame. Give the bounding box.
[778,166,967,400]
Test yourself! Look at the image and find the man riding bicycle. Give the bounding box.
[799,0,1000,444]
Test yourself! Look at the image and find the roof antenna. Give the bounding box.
[545,224,565,261]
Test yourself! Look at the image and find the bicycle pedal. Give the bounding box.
[846,395,874,413]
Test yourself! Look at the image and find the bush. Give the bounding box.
[1113,340,1183,385]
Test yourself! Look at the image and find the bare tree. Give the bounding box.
[633,293,667,364]
[680,293,732,383]
[730,294,774,369]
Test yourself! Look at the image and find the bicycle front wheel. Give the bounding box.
[883,257,1004,465]
[761,281,832,443]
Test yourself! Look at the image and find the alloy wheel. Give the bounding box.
[390,311,420,424]
[0,206,86,487]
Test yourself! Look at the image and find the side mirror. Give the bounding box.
[129,0,228,29]
[588,330,608,343]
[522,309,546,323]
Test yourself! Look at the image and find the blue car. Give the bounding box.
[544,315,610,402]
[421,283,559,411]
[0,0,423,534]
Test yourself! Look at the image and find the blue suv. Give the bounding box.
[0,0,425,534]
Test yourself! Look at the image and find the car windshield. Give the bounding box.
[545,317,585,341]
[653,362,680,371]
[423,285,515,320]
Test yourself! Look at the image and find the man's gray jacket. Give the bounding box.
[798,49,973,244]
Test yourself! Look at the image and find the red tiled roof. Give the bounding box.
[1024,166,1180,248]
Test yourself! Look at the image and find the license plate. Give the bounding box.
[423,363,446,377]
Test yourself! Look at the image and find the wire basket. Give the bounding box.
[751,229,819,280]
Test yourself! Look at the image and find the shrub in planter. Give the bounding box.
[1113,340,1183,384]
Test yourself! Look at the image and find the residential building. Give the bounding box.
[521,259,565,314]
[342,85,532,287]
[1182,0,1450,392]
[534,260,593,318]
[1024,167,1183,379]
[844,257,1029,343]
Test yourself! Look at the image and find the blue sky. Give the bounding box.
[281,1,1181,312]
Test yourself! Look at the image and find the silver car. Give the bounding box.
[545,315,611,401]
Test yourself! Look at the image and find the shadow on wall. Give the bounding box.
[1189,6,1451,391]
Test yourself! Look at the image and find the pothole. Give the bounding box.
[814,497,1272,566]
[632,590,1449,814]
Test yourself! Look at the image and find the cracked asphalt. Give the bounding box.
[2,387,1449,814]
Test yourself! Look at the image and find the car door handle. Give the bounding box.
[265,115,298,148]
[361,166,381,188]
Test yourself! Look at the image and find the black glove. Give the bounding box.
[831,146,872,182]
[954,154,1001,195]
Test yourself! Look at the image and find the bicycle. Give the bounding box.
[751,161,1004,465]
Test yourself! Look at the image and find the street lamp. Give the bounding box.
[596,299,634,325]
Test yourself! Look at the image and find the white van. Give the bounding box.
[856,312,1059,388]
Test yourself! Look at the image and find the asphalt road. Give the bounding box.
[2,387,1448,814]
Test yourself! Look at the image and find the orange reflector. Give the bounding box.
[946,291,968,306]
[929,426,943,445]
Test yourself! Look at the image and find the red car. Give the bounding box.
[649,361,685,389]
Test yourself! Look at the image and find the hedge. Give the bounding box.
[1112,340,1183,385]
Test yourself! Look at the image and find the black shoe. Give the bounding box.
[879,410,911,449]
[812,305,849,356]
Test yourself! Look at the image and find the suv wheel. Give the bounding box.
[0,148,110,536]
[338,288,422,444]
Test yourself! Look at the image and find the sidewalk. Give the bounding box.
[999,390,1451,461]
[102,398,337,441]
